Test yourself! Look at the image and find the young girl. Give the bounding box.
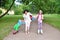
[37,10,43,34]
[23,10,32,34]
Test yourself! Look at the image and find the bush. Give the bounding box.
[14,4,30,15]
[14,9,23,15]
[14,6,23,15]
[0,10,2,14]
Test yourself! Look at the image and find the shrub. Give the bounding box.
[0,10,2,14]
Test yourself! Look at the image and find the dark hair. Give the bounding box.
[23,10,29,13]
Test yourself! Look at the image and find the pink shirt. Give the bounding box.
[38,14,43,23]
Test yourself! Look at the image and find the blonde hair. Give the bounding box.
[39,10,43,14]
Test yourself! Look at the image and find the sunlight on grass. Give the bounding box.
[44,14,60,30]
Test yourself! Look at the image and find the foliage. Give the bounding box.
[13,4,31,15]
[0,0,13,9]
[22,0,60,14]
[0,0,60,14]
[0,10,2,14]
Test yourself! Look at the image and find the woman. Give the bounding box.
[23,10,32,34]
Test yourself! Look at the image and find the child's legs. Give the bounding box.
[38,22,42,30]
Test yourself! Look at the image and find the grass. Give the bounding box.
[44,14,60,30]
[0,15,23,40]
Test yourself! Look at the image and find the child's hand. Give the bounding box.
[33,15,37,19]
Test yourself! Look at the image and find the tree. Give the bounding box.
[22,0,60,14]
[0,0,15,18]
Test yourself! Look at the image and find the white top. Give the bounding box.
[23,12,32,23]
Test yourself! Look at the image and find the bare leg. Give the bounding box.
[27,22,30,33]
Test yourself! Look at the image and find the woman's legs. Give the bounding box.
[27,22,30,33]
[25,22,28,34]
[25,22,30,34]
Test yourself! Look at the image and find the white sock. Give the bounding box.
[41,29,43,34]
[38,30,40,34]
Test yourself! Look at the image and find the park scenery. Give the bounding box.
[0,0,60,40]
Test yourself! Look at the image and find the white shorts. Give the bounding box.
[25,21,30,27]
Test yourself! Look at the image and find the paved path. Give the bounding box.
[4,20,60,40]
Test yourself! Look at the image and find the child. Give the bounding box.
[23,10,32,34]
[37,10,44,34]
[13,20,24,34]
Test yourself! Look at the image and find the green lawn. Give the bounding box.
[44,14,60,30]
[0,15,23,40]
